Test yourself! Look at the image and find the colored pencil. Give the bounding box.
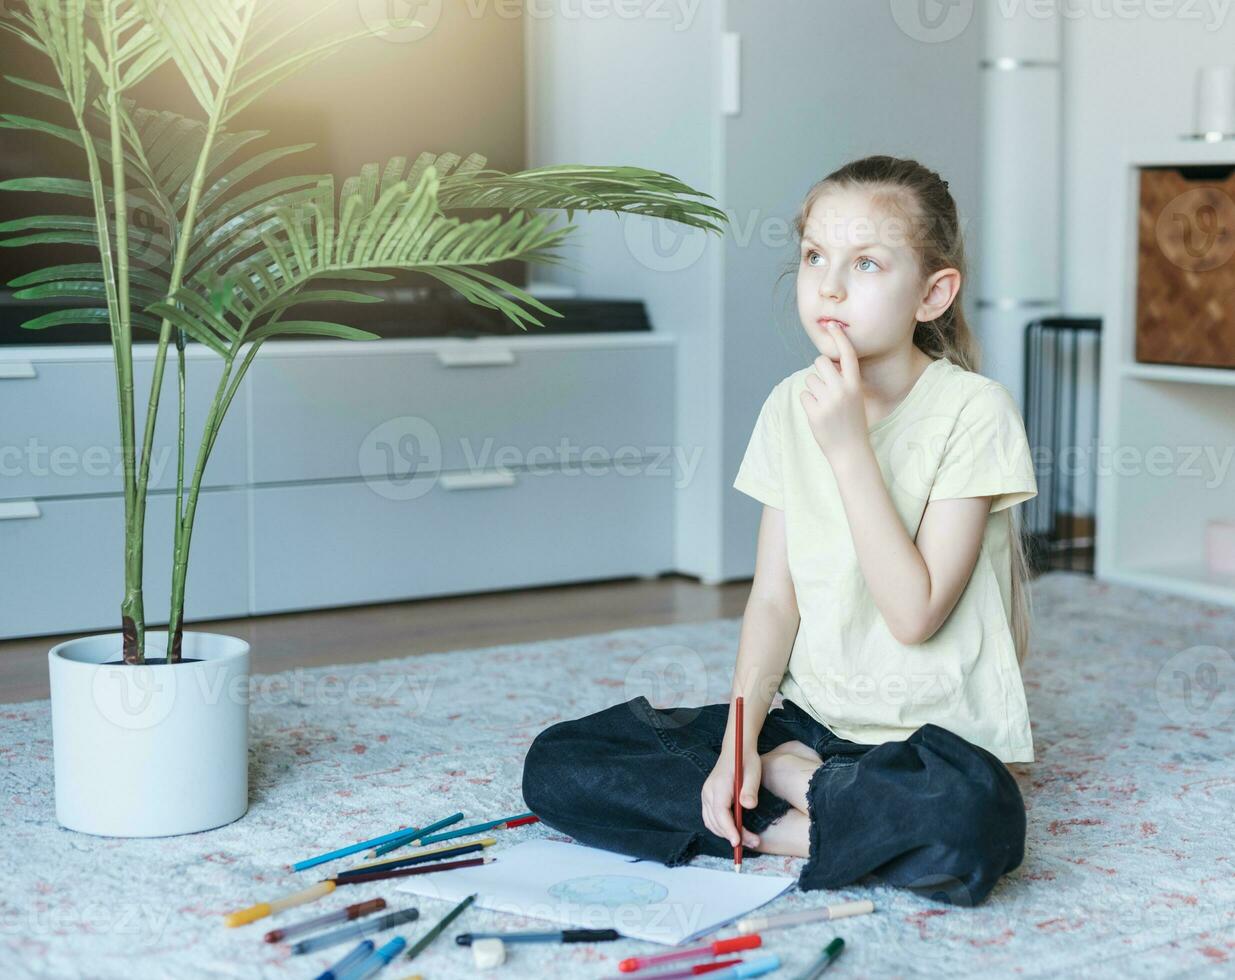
[371,812,465,858]
[415,813,538,848]
[330,855,493,886]
[225,880,336,927]
[265,898,387,942]
[291,813,460,873]
[402,893,476,962]
[340,837,496,877]
[733,696,744,872]
[457,928,620,946]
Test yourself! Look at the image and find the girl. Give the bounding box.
[521,155,1038,907]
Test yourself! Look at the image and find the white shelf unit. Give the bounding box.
[0,332,677,640]
[1096,141,1235,606]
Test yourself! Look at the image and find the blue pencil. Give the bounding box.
[292,815,453,873]
[416,812,536,848]
[371,812,465,858]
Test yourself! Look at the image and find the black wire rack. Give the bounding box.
[1022,317,1103,574]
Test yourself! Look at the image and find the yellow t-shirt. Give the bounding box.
[733,355,1039,763]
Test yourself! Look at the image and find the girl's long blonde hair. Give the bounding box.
[786,154,1035,666]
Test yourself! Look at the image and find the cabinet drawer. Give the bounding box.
[251,461,673,614]
[0,489,249,639]
[248,344,674,484]
[0,358,247,500]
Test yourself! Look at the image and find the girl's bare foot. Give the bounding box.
[752,806,811,858]
[760,740,822,814]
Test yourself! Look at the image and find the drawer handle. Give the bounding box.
[439,469,516,491]
[0,362,36,380]
[436,347,515,367]
[0,500,41,520]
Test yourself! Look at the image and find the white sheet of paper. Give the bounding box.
[394,839,794,946]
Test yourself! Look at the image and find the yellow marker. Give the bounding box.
[223,879,335,927]
[342,836,497,874]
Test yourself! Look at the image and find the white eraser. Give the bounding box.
[473,937,506,969]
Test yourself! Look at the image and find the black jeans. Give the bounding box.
[521,696,1026,906]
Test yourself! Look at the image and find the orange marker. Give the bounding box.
[224,880,336,927]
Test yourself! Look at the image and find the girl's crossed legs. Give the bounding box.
[753,739,823,858]
[521,695,1027,906]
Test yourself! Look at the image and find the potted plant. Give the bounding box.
[2,0,727,837]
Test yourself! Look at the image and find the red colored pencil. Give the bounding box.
[328,855,492,886]
[733,696,744,873]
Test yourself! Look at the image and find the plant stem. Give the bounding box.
[102,5,142,664]
[134,3,255,663]
[171,331,186,661]
[167,352,236,642]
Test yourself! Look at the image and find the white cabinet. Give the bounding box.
[249,342,673,483]
[0,355,247,499]
[251,462,673,614]
[0,489,249,638]
[0,333,677,639]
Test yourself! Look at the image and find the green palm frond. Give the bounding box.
[137,0,367,123]
[0,95,146,181]
[208,161,573,336]
[9,261,169,295]
[97,1,170,91]
[19,307,164,333]
[0,176,108,202]
[3,0,90,110]
[433,154,728,233]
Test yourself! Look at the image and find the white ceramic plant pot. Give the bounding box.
[48,630,250,837]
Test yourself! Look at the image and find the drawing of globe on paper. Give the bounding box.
[548,874,670,908]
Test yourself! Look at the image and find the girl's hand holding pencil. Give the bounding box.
[700,701,762,857]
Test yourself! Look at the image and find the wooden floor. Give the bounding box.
[0,574,754,703]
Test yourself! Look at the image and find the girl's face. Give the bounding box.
[796,186,957,362]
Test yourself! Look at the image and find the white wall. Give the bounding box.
[525,2,985,584]
[1063,5,1235,312]
[525,4,727,582]
[718,0,986,581]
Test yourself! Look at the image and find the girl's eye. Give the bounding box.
[803,250,878,272]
